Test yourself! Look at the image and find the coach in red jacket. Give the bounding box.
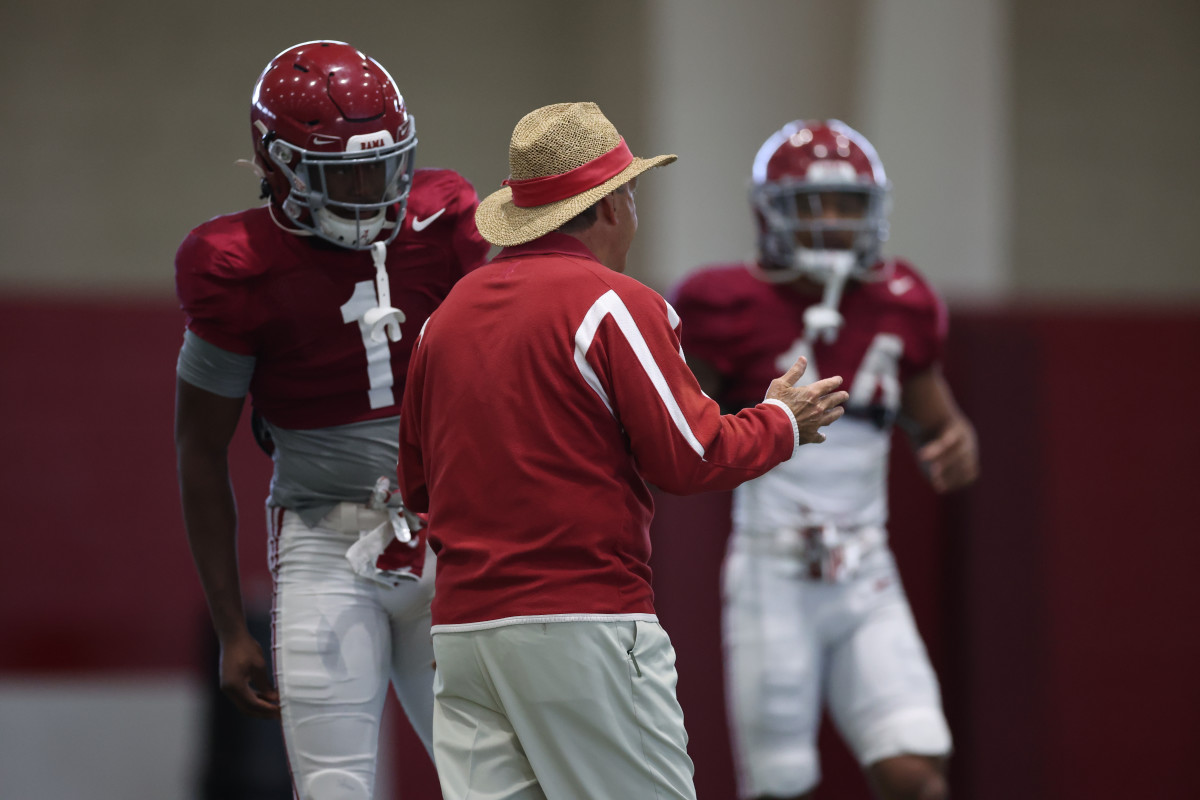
[399,102,848,800]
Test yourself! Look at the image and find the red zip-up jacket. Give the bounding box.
[399,234,799,629]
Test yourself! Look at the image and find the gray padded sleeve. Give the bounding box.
[176,329,255,398]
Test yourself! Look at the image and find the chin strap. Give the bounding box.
[363,241,406,343]
[266,203,315,238]
[802,252,856,345]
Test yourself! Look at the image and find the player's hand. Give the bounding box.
[916,416,980,493]
[218,629,281,720]
[765,356,849,445]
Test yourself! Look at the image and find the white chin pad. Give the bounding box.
[796,249,857,281]
[316,209,386,247]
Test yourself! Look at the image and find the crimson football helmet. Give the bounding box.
[750,120,890,281]
[251,41,417,250]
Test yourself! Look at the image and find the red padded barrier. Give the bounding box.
[2,298,1197,799]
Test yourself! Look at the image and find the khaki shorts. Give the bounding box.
[432,619,696,800]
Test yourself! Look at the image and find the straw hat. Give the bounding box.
[475,102,677,247]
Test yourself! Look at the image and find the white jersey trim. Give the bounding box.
[574,290,706,459]
[432,612,660,634]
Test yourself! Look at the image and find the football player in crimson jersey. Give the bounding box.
[670,120,979,800]
[173,41,488,800]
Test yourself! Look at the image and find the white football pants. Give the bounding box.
[270,506,436,800]
[722,541,951,799]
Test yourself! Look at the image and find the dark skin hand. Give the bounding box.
[691,356,978,493]
[900,366,980,493]
[175,377,281,719]
[782,273,979,492]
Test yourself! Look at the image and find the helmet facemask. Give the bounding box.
[749,120,891,285]
[250,42,419,250]
[752,179,890,284]
[266,124,417,250]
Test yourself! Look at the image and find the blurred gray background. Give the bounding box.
[2,0,1197,304]
[1,1,1198,798]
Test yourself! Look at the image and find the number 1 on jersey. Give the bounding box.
[341,280,395,409]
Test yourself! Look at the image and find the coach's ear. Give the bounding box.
[597,191,622,225]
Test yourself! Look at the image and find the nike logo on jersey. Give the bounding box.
[411,208,446,232]
[888,276,914,296]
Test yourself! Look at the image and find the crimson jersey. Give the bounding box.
[671,260,946,531]
[399,234,798,628]
[175,168,489,430]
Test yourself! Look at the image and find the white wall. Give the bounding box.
[0,678,205,800]
[642,0,865,293]
[857,0,1012,299]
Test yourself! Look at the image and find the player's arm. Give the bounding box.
[174,377,280,719]
[397,332,431,513]
[685,354,724,401]
[900,366,979,494]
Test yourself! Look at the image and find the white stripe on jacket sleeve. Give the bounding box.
[574,290,706,459]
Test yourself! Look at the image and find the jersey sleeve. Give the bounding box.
[668,269,743,376]
[448,175,490,276]
[583,280,795,495]
[174,230,259,356]
[176,329,256,398]
[417,169,490,279]
[897,263,949,379]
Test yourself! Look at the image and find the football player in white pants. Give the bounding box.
[174,41,488,799]
[269,505,436,798]
[671,120,979,800]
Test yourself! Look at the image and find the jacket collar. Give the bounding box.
[492,232,600,264]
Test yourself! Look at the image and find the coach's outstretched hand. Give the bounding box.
[765,356,848,445]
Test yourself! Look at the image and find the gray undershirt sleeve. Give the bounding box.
[177,330,399,524]
[176,329,255,398]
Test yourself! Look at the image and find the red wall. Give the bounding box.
[2,297,1197,799]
